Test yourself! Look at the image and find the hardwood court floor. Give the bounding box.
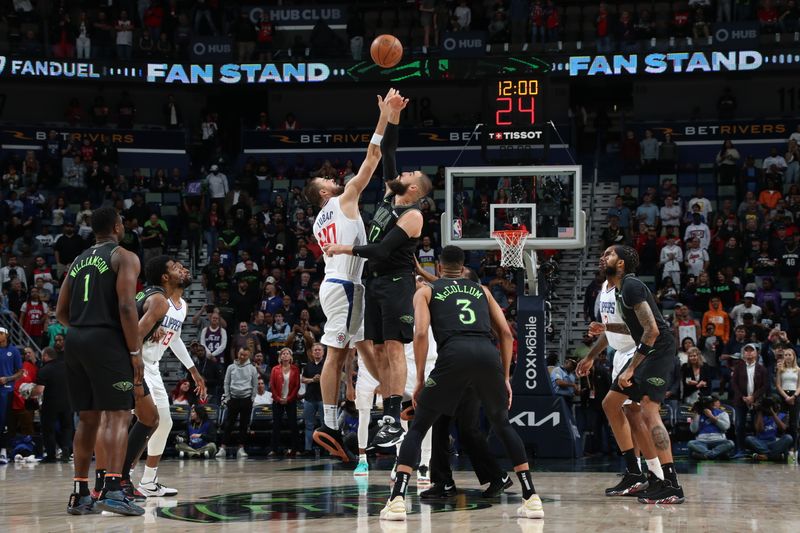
[1,456,797,532]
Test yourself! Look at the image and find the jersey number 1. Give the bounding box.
[456,299,476,325]
[316,223,337,247]
[83,274,90,302]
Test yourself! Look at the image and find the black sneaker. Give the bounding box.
[605,471,649,496]
[482,474,513,498]
[637,477,685,504]
[372,416,405,448]
[120,479,147,502]
[420,481,457,499]
[67,493,100,515]
[313,425,351,462]
[95,490,145,516]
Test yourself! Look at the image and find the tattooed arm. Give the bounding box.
[626,301,659,372]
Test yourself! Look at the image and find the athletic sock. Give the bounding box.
[382,397,390,417]
[388,395,402,425]
[94,469,106,492]
[645,457,664,480]
[122,422,155,481]
[516,470,536,499]
[622,448,641,474]
[662,462,679,486]
[358,453,367,463]
[390,471,410,500]
[104,473,122,492]
[73,478,90,497]
[141,466,158,485]
[323,404,338,430]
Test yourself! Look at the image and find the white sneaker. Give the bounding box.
[215,447,227,459]
[14,454,24,462]
[0,454,7,465]
[138,480,178,497]
[379,496,407,521]
[237,448,248,458]
[417,465,430,484]
[517,494,544,519]
[178,451,185,459]
[24,456,40,464]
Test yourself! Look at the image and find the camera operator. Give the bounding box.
[687,394,735,460]
[744,396,793,461]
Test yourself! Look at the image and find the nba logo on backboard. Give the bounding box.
[452,218,462,240]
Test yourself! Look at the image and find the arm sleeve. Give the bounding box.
[169,335,195,370]
[620,278,649,308]
[381,122,399,181]
[352,225,410,261]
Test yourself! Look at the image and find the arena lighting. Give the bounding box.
[567,50,764,76]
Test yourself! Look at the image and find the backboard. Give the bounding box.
[442,165,586,251]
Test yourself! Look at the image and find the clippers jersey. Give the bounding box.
[68,241,121,329]
[142,297,187,366]
[599,281,636,352]
[428,278,491,347]
[314,196,366,280]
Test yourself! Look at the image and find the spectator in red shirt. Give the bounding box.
[20,288,49,348]
[596,2,613,52]
[758,0,780,32]
[256,12,273,61]
[143,0,164,41]
[269,348,301,455]
[673,5,691,37]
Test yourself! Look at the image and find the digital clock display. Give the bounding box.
[492,79,540,127]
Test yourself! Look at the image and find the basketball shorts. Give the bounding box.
[65,326,134,411]
[611,347,637,407]
[403,343,437,401]
[143,362,169,409]
[320,278,365,349]
[364,272,415,344]
[609,338,677,403]
[355,364,380,411]
[416,337,507,417]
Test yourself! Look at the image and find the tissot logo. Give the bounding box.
[158,485,492,523]
[510,410,561,427]
[491,130,544,141]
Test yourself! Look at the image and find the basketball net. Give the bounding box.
[491,229,529,269]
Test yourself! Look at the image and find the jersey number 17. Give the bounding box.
[316,223,337,247]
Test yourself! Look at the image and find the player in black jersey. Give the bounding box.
[55,206,144,516]
[380,246,543,522]
[325,101,433,448]
[600,245,685,505]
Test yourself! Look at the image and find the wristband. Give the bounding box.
[370,133,383,146]
[637,342,655,356]
[130,350,141,355]
[134,383,144,387]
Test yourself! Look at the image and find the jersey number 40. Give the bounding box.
[316,223,337,247]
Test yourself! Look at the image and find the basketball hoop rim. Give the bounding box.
[491,229,530,244]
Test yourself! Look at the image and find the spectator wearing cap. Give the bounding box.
[260,278,283,316]
[731,292,763,326]
[731,343,769,451]
[551,357,579,400]
[0,257,27,291]
[687,394,735,460]
[206,164,228,208]
[0,327,23,464]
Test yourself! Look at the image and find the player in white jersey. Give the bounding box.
[578,247,651,497]
[306,89,408,462]
[135,264,207,497]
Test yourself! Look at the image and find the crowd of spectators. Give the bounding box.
[3,1,798,63]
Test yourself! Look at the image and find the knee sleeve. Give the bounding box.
[147,406,173,457]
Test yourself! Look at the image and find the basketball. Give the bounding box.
[370,34,403,68]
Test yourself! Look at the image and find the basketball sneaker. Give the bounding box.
[313,425,350,462]
[372,416,405,448]
[138,480,178,497]
[237,447,248,459]
[67,493,100,515]
[605,471,649,496]
[482,474,513,498]
[120,479,147,501]
[379,496,407,521]
[517,494,544,519]
[417,465,430,484]
[637,477,685,504]
[0,453,8,465]
[95,490,145,516]
[354,460,369,476]
[420,481,457,499]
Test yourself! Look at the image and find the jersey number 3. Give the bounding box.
[456,299,476,325]
[162,331,174,346]
[316,223,337,247]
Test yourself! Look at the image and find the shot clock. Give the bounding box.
[482,77,549,158]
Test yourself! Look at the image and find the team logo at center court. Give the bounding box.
[399,315,414,325]
[112,381,134,392]
[336,332,346,345]
[646,377,666,387]
[157,485,494,523]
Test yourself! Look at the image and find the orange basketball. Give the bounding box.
[370,34,403,68]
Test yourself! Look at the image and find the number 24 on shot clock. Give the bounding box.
[491,79,540,127]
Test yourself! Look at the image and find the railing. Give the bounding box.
[0,313,42,354]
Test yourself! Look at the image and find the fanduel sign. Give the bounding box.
[568,50,763,76]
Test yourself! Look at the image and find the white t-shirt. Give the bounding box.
[685,248,709,277]
[254,390,272,406]
[116,19,133,45]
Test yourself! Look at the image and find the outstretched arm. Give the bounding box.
[382,98,403,195]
